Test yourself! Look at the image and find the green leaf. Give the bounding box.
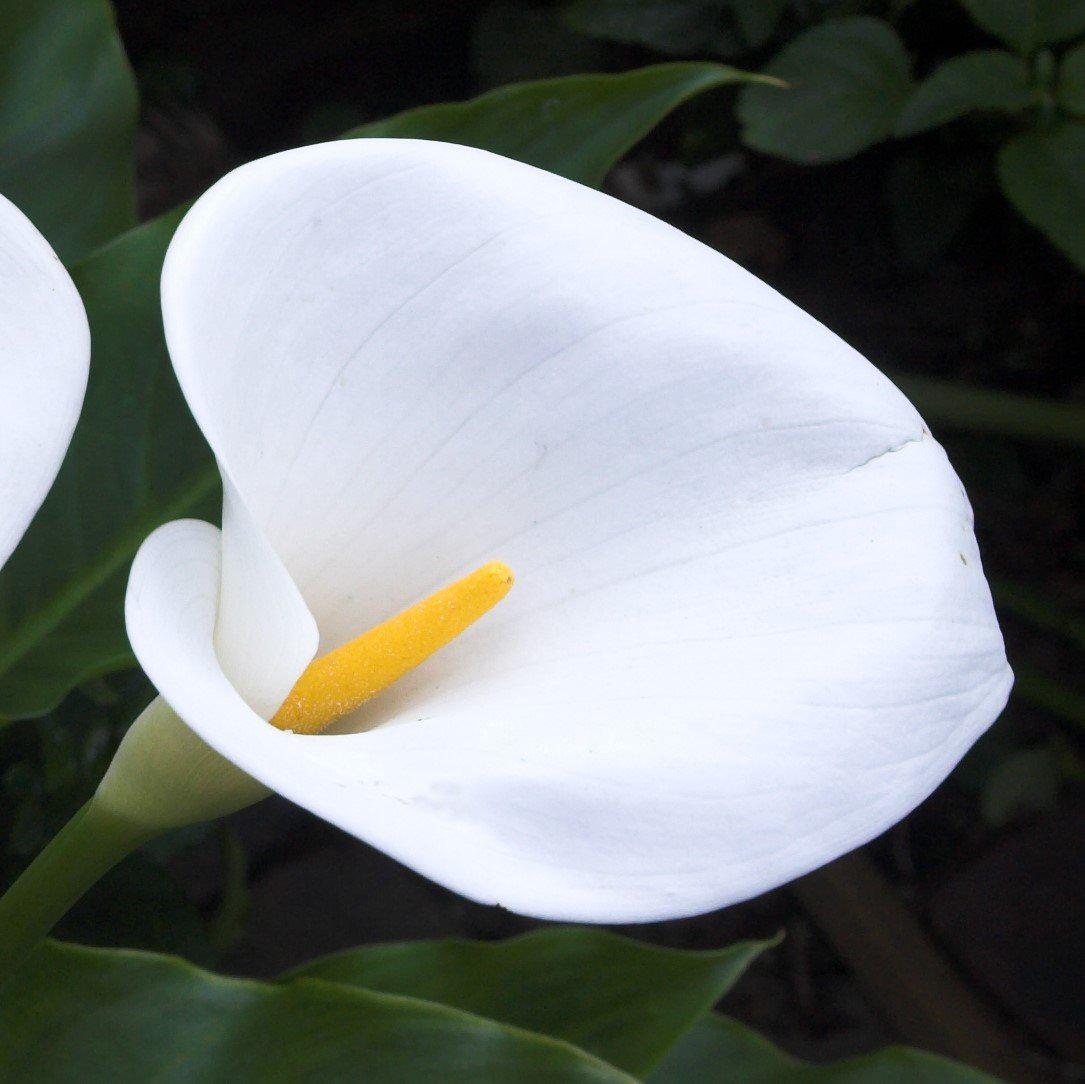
[205,825,250,956]
[648,1013,997,1082]
[737,17,913,164]
[0,0,137,262]
[958,0,1085,52]
[0,941,630,1082]
[350,62,770,188]
[894,50,1030,136]
[1057,40,1085,117]
[561,1,740,57]
[998,121,1085,270]
[0,64,769,719]
[285,927,774,1076]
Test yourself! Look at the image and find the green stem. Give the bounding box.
[0,798,150,984]
[886,371,1085,449]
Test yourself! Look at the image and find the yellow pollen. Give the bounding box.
[270,561,514,735]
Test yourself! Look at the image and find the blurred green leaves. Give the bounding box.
[0,934,996,1081]
[551,0,1085,270]
[958,0,1085,53]
[737,18,914,164]
[731,3,1085,271]
[286,928,771,1076]
[648,1012,997,1082]
[998,122,1085,270]
[894,50,1030,136]
[0,0,136,262]
[0,940,631,1083]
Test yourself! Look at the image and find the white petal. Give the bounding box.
[142,140,1011,920]
[0,195,89,569]
[216,471,318,718]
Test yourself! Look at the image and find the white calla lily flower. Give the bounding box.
[0,195,89,573]
[113,140,1009,922]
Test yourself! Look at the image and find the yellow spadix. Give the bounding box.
[270,561,514,735]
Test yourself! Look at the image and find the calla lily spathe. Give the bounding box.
[0,195,89,573]
[119,140,1010,922]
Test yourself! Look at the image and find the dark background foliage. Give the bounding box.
[1,1,1081,1079]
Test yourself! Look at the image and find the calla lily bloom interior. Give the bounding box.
[105,138,1011,923]
[1,139,1012,950]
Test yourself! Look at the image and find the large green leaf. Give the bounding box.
[998,121,1085,271]
[958,0,1085,52]
[0,940,630,1082]
[648,1013,997,1082]
[0,63,766,720]
[286,927,773,1076]
[894,50,1030,136]
[0,0,137,262]
[737,17,913,164]
[349,62,770,187]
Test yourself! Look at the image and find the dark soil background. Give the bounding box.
[52,2,1085,1079]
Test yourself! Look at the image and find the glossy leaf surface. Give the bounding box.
[998,122,1085,271]
[648,1013,996,1082]
[0,0,137,261]
[894,50,1029,136]
[288,928,773,1075]
[0,940,630,1083]
[738,18,913,164]
[350,62,769,187]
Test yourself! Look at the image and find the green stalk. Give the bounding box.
[886,371,1085,449]
[0,798,151,983]
[0,697,268,986]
